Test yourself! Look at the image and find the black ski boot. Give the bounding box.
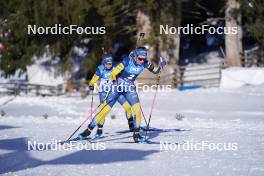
[78,124,94,139]
[94,124,103,138]
[133,128,149,143]
[128,117,134,132]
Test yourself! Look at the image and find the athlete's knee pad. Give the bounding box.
[131,103,141,127]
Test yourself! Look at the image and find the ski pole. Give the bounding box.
[140,105,148,127]
[145,75,160,136]
[90,89,94,120]
[66,93,99,141]
[145,57,163,137]
[66,88,115,141]
[135,32,149,127]
[136,33,145,48]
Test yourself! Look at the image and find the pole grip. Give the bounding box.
[159,56,163,62]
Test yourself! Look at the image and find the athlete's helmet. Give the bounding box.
[102,55,113,64]
[135,48,147,58]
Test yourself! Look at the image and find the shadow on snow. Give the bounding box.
[0,137,158,174]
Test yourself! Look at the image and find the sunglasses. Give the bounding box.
[137,56,146,62]
[105,62,112,65]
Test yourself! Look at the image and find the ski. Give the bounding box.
[146,128,190,132]
[145,140,180,145]
[115,127,190,134]
[90,135,105,141]
[115,140,180,145]
[58,137,90,144]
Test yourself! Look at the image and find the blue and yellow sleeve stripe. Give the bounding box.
[89,74,100,86]
[146,63,161,74]
[110,63,125,81]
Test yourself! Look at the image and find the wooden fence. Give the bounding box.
[0,82,64,96]
[175,62,223,88]
[137,62,224,89]
[242,46,264,67]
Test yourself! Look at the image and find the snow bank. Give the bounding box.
[26,54,66,86]
[0,53,66,87]
[221,67,264,89]
[27,64,64,86]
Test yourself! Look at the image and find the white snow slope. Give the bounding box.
[0,85,264,176]
[221,67,264,89]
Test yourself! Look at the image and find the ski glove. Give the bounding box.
[89,85,94,91]
[159,60,167,69]
[110,63,124,82]
[110,74,116,82]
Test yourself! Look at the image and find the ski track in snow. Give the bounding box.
[0,86,264,176]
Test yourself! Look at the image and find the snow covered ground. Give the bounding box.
[0,85,264,176]
[221,68,264,89]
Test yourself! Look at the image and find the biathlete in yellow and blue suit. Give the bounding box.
[79,47,167,142]
[85,54,135,138]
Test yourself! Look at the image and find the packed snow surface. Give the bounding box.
[0,85,264,176]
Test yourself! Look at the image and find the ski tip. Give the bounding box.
[92,135,103,140]
[58,137,82,144]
